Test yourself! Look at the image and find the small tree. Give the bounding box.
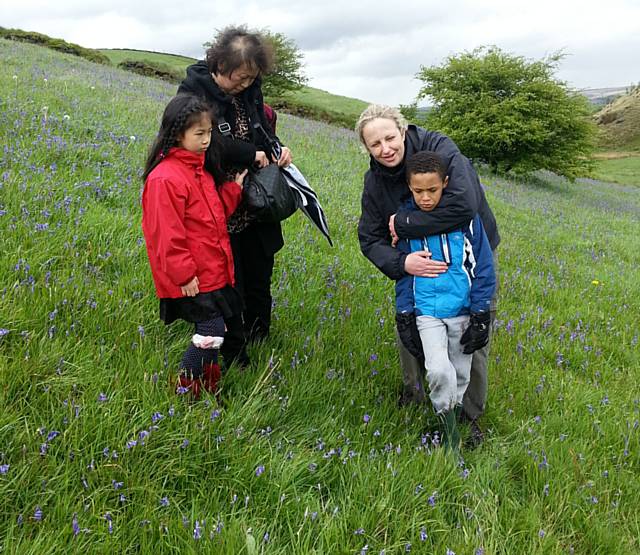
[259,30,307,97]
[416,46,596,178]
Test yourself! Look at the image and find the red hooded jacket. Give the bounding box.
[142,147,242,299]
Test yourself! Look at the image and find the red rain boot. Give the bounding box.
[203,362,222,394]
[177,374,202,400]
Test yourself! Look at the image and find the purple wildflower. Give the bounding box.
[420,527,428,541]
[104,513,113,534]
[539,529,546,538]
[354,528,365,535]
[180,439,189,449]
[160,496,170,507]
[210,409,220,421]
[151,412,164,423]
[0,329,10,337]
[34,506,43,521]
[112,480,124,490]
[363,414,371,424]
[446,550,456,555]
[72,513,80,536]
[0,464,9,474]
[98,393,108,402]
[405,543,412,552]
[17,514,23,526]
[193,520,202,540]
[255,465,265,477]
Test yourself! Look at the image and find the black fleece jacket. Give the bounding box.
[358,125,500,281]
[177,60,279,171]
[177,61,284,255]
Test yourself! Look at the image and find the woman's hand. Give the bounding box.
[389,214,399,246]
[275,146,292,167]
[404,251,448,277]
[254,151,269,168]
[181,276,199,297]
[234,169,248,187]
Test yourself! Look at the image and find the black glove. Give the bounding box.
[460,311,491,354]
[396,312,424,361]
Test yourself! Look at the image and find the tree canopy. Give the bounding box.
[416,47,596,178]
[259,30,307,97]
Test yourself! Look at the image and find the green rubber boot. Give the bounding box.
[438,410,461,452]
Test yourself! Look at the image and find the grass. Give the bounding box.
[1,38,640,554]
[99,49,196,75]
[589,155,640,187]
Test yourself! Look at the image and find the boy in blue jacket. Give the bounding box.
[395,151,496,451]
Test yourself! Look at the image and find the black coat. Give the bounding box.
[178,61,283,255]
[358,125,500,281]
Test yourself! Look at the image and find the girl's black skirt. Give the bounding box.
[159,285,243,325]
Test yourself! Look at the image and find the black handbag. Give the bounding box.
[243,163,299,223]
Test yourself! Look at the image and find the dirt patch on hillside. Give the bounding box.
[595,88,640,149]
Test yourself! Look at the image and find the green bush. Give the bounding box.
[117,59,182,83]
[0,27,109,64]
[417,46,596,179]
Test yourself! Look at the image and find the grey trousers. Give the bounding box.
[397,251,499,420]
[416,314,472,414]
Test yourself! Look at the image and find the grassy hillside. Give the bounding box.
[590,87,640,185]
[100,47,369,128]
[2,38,640,554]
[594,87,640,151]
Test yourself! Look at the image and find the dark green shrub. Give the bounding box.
[0,27,109,64]
[116,60,182,83]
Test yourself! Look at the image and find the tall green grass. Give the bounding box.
[1,38,639,554]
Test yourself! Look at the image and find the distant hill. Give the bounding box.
[99,48,196,75]
[594,87,640,150]
[580,87,628,107]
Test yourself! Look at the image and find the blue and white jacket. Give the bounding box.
[395,201,496,319]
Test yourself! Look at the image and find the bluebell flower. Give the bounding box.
[151,412,163,423]
[255,465,265,477]
[72,513,80,536]
[34,506,43,521]
[193,520,202,540]
[0,464,9,474]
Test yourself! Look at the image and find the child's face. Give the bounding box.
[408,172,448,212]
[177,114,213,154]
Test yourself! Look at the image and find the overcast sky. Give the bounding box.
[2,0,639,105]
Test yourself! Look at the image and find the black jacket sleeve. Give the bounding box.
[358,186,408,281]
[394,134,479,239]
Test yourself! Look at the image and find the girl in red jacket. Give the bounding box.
[142,94,247,398]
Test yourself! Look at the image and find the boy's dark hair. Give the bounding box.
[206,25,274,77]
[405,151,448,183]
[143,94,224,184]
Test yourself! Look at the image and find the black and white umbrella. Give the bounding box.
[282,164,333,247]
